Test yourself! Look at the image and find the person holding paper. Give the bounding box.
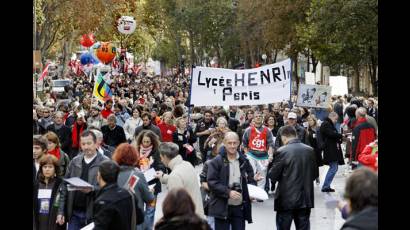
[268,125,317,230]
[33,154,66,230]
[60,130,109,230]
[155,142,205,218]
[133,130,166,230]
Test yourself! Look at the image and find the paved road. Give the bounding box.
[154,163,350,230]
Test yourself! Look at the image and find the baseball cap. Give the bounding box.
[288,112,297,119]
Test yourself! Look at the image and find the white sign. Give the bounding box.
[190,59,291,106]
[296,84,332,108]
[305,72,316,85]
[329,76,348,96]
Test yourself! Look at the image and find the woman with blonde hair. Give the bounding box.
[173,116,198,166]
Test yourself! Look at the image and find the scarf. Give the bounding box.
[72,123,85,148]
[139,145,153,171]
[139,145,153,159]
[48,148,61,160]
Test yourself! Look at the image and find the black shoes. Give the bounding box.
[321,188,335,192]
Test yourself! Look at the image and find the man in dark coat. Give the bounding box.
[275,112,309,149]
[101,114,127,148]
[319,112,344,192]
[268,125,317,230]
[93,160,144,230]
[47,111,72,154]
[207,132,260,230]
[133,112,162,141]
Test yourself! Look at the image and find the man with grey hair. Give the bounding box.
[351,107,377,169]
[101,114,127,148]
[90,129,114,159]
[320,112,344,192]
[47,110,72,154]
[155,142,205,218]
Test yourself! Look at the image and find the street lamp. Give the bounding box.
[262,54,267,65]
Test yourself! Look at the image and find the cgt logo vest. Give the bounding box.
[248,126,268,152]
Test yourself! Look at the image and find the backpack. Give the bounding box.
[123,170,145,227]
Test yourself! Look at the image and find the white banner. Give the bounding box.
[296,84,332,108]
[190,59,291,106]
[329,76,348,96]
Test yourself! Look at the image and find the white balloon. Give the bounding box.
[117,16,136,35]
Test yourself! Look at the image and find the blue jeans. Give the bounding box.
[144,198,156,230]
[322,162,338,190]
[68,210,87,230]
[276,208,311,230]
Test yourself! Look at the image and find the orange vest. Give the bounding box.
[248,126,268,152]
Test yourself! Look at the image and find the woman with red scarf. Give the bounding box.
[44,131,70,176]
[70,115,87,159]
[133,130,166,230]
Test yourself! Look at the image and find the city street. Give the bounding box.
[155,163,349,230]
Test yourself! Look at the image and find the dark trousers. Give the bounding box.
[276,208,311,230]
[68,210,87,230]
[215,205,245,230]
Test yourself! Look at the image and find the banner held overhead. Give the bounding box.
[190,58,292,106]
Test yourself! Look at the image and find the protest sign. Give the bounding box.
[190,59,291,106]
[296,84,332,108]
[329,76,348,96]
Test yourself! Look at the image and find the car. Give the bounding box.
[52,79,72,93]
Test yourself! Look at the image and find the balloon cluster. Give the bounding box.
[79,34,116,65]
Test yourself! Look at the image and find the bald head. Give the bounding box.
[223,132,240,156]
[356,107,367,118]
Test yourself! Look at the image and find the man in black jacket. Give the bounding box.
[320,112,345,193]
[93,160,144,230]
[47,111,72,154]
[207,132,261,230]
[268,125,317,230]
[133,112,162,141]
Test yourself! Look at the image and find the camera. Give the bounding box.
[230,182,242,193]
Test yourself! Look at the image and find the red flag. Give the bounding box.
[38,63,50,81]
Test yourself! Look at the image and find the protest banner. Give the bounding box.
[305,72,316,85]
[329,76,348,96]
[190,58,291,106]
[296,84,332,108]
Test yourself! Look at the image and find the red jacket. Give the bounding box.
[157,122,176,142]
[101,108,113,119]
[358,142,378,171]
[351,118,377,161]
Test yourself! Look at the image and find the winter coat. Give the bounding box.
[358,142,378,171]
[207,149,255,223]
[340,207,378,230]
[351,118,377,162]
[59,153,109,222]
[146,148,166,195]
[306,126,323,168]
[93,183,144,230]
[268,139,317,211]
[160,155,205,218]
[33,177,66,230]
[319,118,345,165]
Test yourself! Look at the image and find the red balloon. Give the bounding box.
[80,34,95,48]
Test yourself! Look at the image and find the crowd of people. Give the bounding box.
[33,71,378,230]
